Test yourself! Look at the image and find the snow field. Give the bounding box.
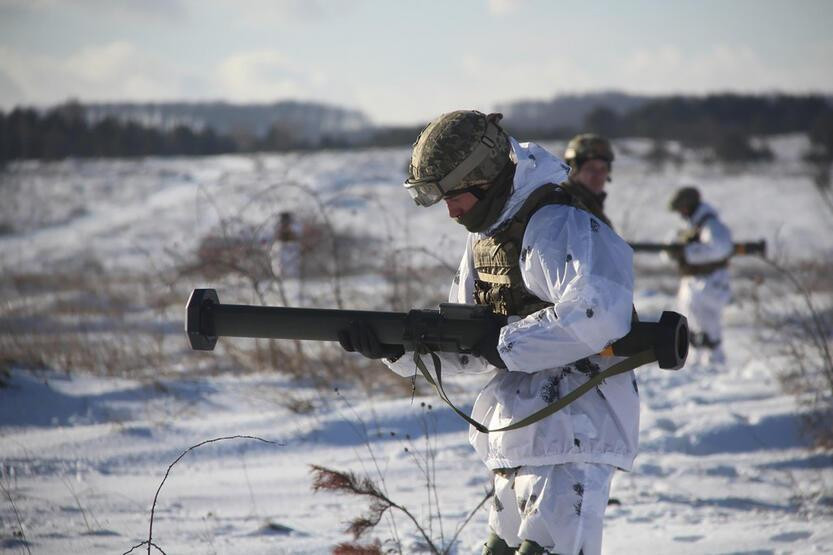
[1,137,832,553]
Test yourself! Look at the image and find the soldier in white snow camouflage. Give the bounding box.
[339,110,639,555]
[668,186,733,367]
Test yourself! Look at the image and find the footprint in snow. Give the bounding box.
[770,530,813,542]
[673,535,704,543]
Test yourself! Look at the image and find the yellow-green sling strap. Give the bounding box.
[413,348,655,434]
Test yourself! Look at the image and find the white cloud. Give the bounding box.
[0,0,61,12]
[487,0,527,16]
[346,51,594,125]
[0,42,199,107]
[218,0,360,28]
[216,51,298,100]
[615,44,833,93]
[214,50,334,103]
[0,0,188,23]
[456,52,599,102]
[0,68,24,104]
[0,41,352,110]
[234,0,326,22]
[64,42,144,84]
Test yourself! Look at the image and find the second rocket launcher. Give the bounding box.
[186,288,689,370]
[628,239,766,257]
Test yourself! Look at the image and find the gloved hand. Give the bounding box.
[472,313,508,369]
[666,243,686,264]
[337,320,405,361]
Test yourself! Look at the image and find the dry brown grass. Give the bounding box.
[0,186,448,402]
[751,256,833,449]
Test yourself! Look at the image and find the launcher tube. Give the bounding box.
[186,289,688,370]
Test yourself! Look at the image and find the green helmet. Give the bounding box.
[564,134,614,170]
[669,186,701,213]
[404,110,511,207]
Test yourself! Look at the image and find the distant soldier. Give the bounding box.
[271,211,301,278]
[563,134,616,228]
[668,187,733,366]
[270,211,304,303]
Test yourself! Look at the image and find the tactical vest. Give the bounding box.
[414,184,646,435]
[472,184,587,317]
[677,213,730,276]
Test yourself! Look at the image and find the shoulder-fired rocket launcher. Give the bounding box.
[628,239,766,257]
[185,288,689,371]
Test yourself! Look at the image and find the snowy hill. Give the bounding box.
[1,136,832,553]
[83,100,373,144]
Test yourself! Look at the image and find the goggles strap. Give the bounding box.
[445,184,487,200]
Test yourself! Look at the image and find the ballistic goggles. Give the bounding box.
[403,120,502,207]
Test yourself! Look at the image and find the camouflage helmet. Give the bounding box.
[564,134,614,170]
[404,110,511,207]
[669,186,701,213]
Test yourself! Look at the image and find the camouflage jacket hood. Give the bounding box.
[480,138,572,236]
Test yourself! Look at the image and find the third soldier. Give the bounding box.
[667,186,733,367]
[563,134,616,228]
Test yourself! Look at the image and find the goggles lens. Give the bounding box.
[403,179,444,207]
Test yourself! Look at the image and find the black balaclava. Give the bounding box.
[455,162,516,233]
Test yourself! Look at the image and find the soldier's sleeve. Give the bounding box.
[383,234,491,377]
[497,205,634,373]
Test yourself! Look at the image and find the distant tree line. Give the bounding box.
[0,102,238,162]
[578,94,833,162]
[2,94,833,164]
[807,108,833,162]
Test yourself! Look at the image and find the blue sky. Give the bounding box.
[1,0,832,124]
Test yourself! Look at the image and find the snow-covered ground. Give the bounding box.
[1,136,832,554]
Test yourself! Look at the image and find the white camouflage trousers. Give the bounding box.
[678,269,731,365]
[488,462,615,555]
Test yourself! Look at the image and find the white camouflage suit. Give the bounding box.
[386,140,639,554]
[674,201,733,365]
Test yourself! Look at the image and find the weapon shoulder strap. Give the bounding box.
[413,347,655,434]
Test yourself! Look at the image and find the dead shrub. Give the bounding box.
[0,174,454,399]
[0,259,178,380]
[310,400,494,554]
[751,255,833,448]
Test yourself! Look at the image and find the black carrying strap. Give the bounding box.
[413,346,656,434]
